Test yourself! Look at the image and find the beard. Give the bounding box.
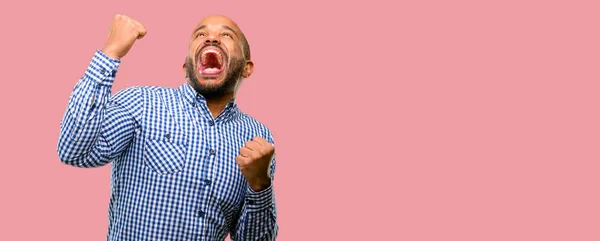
[185,53,245,99]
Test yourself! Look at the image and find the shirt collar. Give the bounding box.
[179,82,239,116]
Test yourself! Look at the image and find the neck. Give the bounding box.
[205,92,234,118]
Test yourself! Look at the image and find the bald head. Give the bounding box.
[192,15,251,60]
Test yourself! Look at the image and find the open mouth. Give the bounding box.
[198,46,226,76]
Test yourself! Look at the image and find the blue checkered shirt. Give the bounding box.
[57,50,278,241]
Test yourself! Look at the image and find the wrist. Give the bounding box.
[244,181,273,211]
[248,176,271,192]
[101,46,120,60]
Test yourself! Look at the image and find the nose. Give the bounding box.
[205,35,220,45]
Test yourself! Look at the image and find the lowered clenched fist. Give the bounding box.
[236,137,275,192]
[101,14,147,60]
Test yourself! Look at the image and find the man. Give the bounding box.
[57,14,278,241]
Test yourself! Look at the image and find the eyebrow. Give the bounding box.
[193,25,238,36]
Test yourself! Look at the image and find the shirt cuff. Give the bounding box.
[84,50,121,86]
[244,183,274,211]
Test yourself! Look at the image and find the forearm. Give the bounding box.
[57,50,121,167]
[232,184,278,241]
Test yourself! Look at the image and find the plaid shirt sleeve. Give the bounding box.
[57,50,142,168]
[231,131,279,241]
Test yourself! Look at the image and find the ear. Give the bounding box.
[182,63,188,78]
[242,60,254,78]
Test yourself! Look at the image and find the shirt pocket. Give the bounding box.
[143,137,188,175]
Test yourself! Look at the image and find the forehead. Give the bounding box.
[194,16,241,33]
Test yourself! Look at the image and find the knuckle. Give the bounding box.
[235,156,244,164]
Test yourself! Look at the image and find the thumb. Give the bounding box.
[136,27,147,39]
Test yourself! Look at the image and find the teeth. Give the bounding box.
[201,49,223,65]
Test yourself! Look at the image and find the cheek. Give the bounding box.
[224,42,241,56]
[190,42,202,56]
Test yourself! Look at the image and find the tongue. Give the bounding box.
[203,68,220,74]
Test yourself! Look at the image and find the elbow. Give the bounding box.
[57,129,77,166]
[57,141,70,165]
[57,148,81,167]
[56,140,85,168]
[57,144,106,169]
[56,118,92,168]
[58,153,94,168]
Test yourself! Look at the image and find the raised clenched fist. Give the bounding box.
[236,137,275,192]
[101,14,147,60]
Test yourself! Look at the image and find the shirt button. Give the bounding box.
[100,69,106,74]
[192,103,196,107]
[165,133,171,139]
[205,180,211,185]
[247,200,255,205]
[198,210,205,217]
[209,121,214,126]
[210,149,215,155]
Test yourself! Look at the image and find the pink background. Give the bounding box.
[1,0,599,240]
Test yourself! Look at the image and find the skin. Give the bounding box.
[101,14,272,192]
[182,15,254,119]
